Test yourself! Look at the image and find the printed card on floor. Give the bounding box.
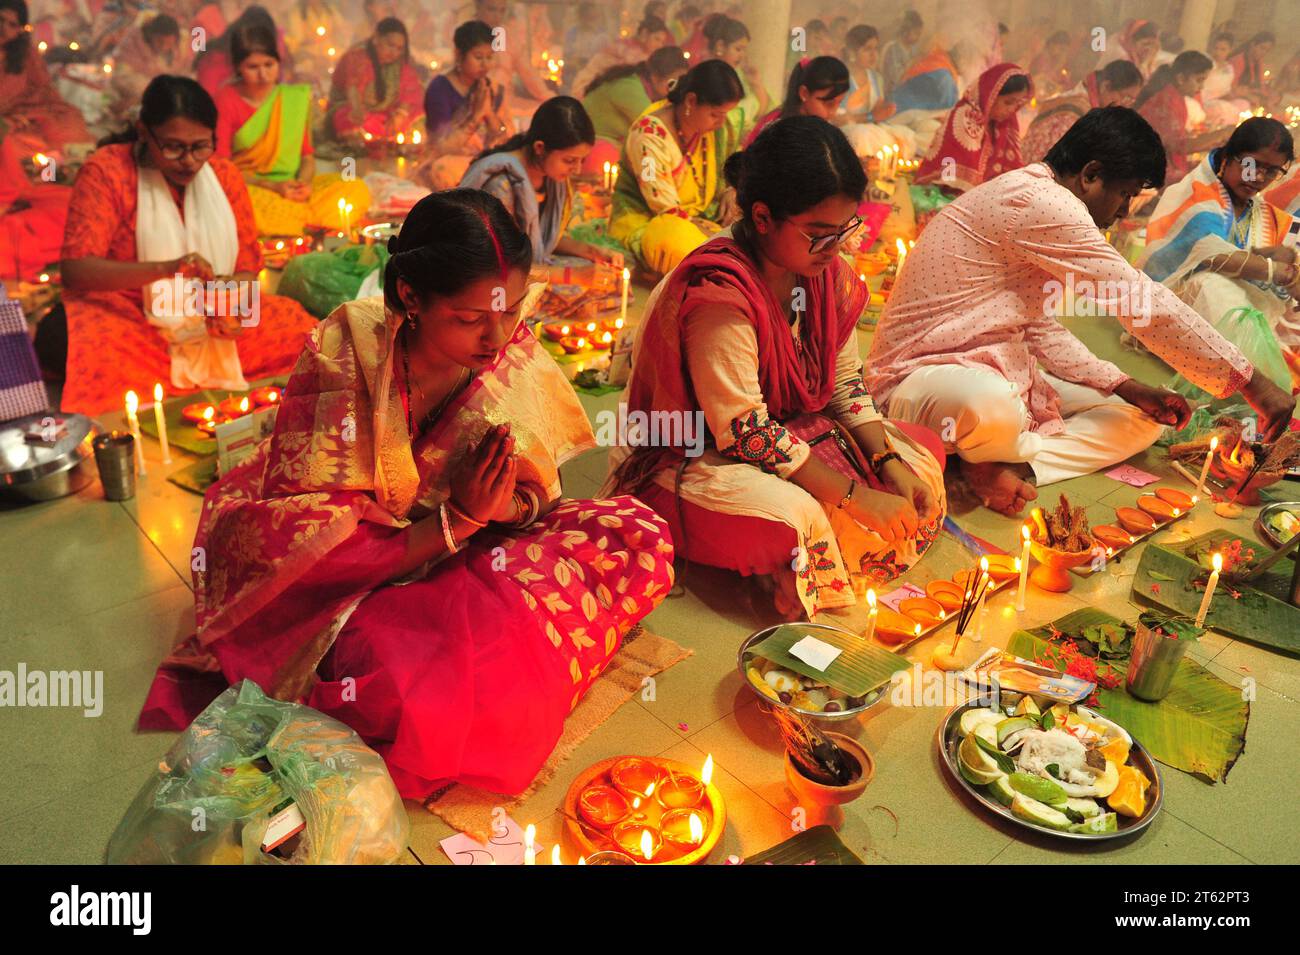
[439,815,545,865]
[1105,464,1160,487]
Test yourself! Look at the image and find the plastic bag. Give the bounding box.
[107,681,409,864]
[276,244,389,319]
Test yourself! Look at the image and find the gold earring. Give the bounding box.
[406,311,418,328]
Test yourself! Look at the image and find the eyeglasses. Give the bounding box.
[147,127,215,162]
[791,214,865,255]
[1236,155,1292,182]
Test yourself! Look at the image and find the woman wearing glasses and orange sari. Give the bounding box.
[606,116,945,626]
[58,76,317,415]
[1142,117,1300,393]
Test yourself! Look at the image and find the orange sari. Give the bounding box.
[58,144,317,414]
[0,46,90,152]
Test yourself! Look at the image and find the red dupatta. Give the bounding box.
[916,62,1031,192]
[1139,83,1191,182]
[614,234,867,489]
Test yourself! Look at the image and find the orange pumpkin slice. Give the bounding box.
[1115,506,1156,535]
[1154,487,1194,510]
[1091,524,1133,551]
[1137,494,1178,523]
[874,606,922,644]
[899,596,945,628]
[925,579,964,612]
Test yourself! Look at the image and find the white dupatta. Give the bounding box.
[137,162,248,391]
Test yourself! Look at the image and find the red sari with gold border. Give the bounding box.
[141,295,675,798]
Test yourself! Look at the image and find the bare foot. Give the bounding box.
[960,460,1038,516]
[772,569,805,621]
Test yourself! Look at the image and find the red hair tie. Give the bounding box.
[800,56,811,69]
[477,210,508,281]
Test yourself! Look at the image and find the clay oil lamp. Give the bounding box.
[577,784,631,830]
[542,322,571,342]
[899,596,945,629]
[181,402,217,424]
[560,336,589,354]
[983,553,1020,583]
[1091,524,1134,551]
[925,579,964,613]
[250,386,281,408]
[1136,494,1179,523]
[1155,487,1195,511]
[1115,506,1157,536]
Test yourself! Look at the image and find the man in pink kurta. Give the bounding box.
[867,106,1295,515]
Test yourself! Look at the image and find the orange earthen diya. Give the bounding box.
[1091,524,1134,551]
[560,336,589,354]
[249,386,281,407]
[577,785,630,829]
[1210,437,1280,504]
[181,402,216,424]
[1155,487,1195,510]
[983,553,1021,582]
[217,396,252,418]
[925,579,964,613]
[1137,494,1179,522]
[899,596,945,628]
[1115,506,1156,536]
[565,754,723,864]
[542,322,571,341]
[592,331,614,350]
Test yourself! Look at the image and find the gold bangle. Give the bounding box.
[445,500,487,528]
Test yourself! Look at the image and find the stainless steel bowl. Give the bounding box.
[0,413,98,504]
[737,622,893,721]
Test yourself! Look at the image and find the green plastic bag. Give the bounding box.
[107,681,409,864]
[276,244,390,319]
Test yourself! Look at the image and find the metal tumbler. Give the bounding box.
[93,431,137,501]
[1125,621,1191,702]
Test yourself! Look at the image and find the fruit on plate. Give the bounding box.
[958,734,1004,786]
[995,715,1035,747]
[1107,763,1151,817]
[1136,494,1178,522]
[926,579,964,612]
[959,707,1002,736]
[1069,813,1118,834]
[1154,487,1194,510]
[1091,524,1133,550]
[1010,793,1073,831]
[1097,736,1131,766]
[987,775,1017,807]
[1091,759,1121,799]
[1013,695,1041,718]
[873,606,921,644]
[1008,771,1067,806]
[1063,797,1103,822]
[1115,506,1156,535]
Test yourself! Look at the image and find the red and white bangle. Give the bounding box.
[440,503,460,554]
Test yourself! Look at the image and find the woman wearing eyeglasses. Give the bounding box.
[1142,117,1300,394]
[606,116,945,625]
[141,190,675,798]
[57,75,317,415]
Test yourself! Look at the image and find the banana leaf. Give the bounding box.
[1006,607,1249,783]
[748,624,910,697]
[1132,533,1300,655]
[742,825,863,865]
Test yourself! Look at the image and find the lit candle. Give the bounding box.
[1016,525,1030,612]
[124,390,146,476]
[152,383,172,465]
[895,238,908,273]
[337,197,347,233]
[344,202,354,240]
[619,267,630,326]
[973,556,990,641]
[550,844,562,865]
[602,159,611,191]
[863,588,877,642]
[1194,552,1222,627]
[523,823,536,865]
[1196,436,1218,496]
[611,163,619,189]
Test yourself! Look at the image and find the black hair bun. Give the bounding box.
[723,149,746,189]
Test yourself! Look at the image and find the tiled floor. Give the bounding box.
[2,302,1296,866]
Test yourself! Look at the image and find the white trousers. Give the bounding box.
[886,365,1166,485]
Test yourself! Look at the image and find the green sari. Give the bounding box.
[231,83,313,182]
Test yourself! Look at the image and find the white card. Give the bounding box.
[788,636,842,672]
[439,814,546,865]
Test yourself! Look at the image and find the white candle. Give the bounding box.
[1196,436,1218,496]
[619,267,630,325]
[973,557,990,641]
[1016,524,1030,612]
[603,160,611,191]
[863,588,877,643]
[1194,552,1222,627]
[550,844,562,865]
[523,823,536,865]
[124,390,146,476]
[152,383,172,465]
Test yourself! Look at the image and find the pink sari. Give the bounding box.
[141,295,675,798]
[916,63,1031,192]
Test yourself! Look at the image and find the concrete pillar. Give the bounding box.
[1179,0,1219,52]
[747,0,793,109]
